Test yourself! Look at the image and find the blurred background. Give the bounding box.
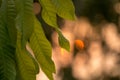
[33,0,120,80]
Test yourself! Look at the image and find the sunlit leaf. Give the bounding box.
[30,18,55,80]
[38,0,58,28]
[0,0,75,80]
[15,32,39,80]
[39,0,71,51]
[57,30,70,51]
[52,0,75,20]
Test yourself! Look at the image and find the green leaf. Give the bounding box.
[0,0,2,7]
[38,0,58,28]
[0,0,16,80]
[52,0,75,20]
[57,30,70,51]
[0,45,16,80]
[39,0,71,51]
[15,0,34,47]
[15,32,39,80]
[7,0,17,46]
[30,18,55,80]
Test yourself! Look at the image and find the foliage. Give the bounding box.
[0,0,75,80]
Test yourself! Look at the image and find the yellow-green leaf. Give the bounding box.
[52,0,75,20]
[30,17,55,80]
[57,30,70,51]
[38,0,58,28]
[15,0,34,47]
[15,32,39,80]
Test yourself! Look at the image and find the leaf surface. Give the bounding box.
[52,0,75,20]
[0,0,16,80]
[57,30,70,51]
[30,18,55,80]
[15,0,34,47]
[38,0,58,28]
[7,0,17,46]
[15,32,39,80]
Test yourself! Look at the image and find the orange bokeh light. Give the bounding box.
[75,39,85,50]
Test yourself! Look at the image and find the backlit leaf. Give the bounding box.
[38,0,58,28]
[15,32,39,80]
[15,0,34,47]
[30,17,55,80]
[57,30,70,51]
[52,0,75,20]
[39,0,71,51]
